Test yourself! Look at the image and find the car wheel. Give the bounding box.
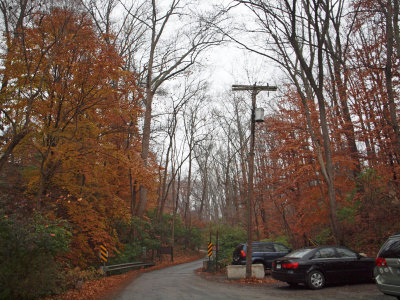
[307,270,325,290]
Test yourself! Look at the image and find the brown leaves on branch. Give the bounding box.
[0,7,156,267]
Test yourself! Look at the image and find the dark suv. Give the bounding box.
[232,241,291,270]
[374,233,400,299]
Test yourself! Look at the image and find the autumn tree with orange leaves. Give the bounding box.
[0,6,155,267]
[225,0,400,251]
[2,0,400,297]
[185,0,400,254]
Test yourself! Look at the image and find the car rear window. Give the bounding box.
[313,248,336,259]
[287,248,313,258]
[336,247,357,258]
[253,243,274,252]
[274,243,289,252]
[379,238,400,258]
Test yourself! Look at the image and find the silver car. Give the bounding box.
[374,233,400,299]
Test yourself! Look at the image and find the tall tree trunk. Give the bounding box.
[383,0,400,157]
[136,90,154,217]
[184,148,193,227]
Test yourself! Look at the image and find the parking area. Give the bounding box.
[259,280,396,299]
[205,272,397,299]
[116,259,398,300]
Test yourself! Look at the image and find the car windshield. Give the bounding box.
[286,248,314,258]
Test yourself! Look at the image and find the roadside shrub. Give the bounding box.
[183,226,202,250]
[61,266,103,290]
[171,217,187,245]
[262,235,292,248]
[0,211,71,299]
[110,213,202,265]
[341,169,400,253]
[110,216,161,264]
[313,228,332,245]
[148,210,196,249]
[109,242,148,264]
[206,225,246,268]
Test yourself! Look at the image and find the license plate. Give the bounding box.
[277,264,281,269]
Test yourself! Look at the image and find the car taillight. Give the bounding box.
[272,262,276,268]
[376,257,387,267]
[282,262,299,269]
[240,250,246,258]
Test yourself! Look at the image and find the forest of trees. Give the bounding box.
[0,0,399,298]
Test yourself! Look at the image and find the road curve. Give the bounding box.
[113,259,393,300]
[114,259,273,300]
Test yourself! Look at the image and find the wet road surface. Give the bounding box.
[114,259,397,300]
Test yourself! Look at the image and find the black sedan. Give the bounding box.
[271,246,375,289]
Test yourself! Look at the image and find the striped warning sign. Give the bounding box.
[207,242,213,257]
[100,244,108,263]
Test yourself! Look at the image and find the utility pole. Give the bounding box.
[232,83,277,279]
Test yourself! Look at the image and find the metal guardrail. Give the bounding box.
[101,261,155,275]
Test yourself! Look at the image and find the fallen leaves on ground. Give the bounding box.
[232,277,280,284]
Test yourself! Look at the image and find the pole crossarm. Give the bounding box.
[232,84,277,92]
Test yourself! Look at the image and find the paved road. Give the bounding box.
[114,259,397,300]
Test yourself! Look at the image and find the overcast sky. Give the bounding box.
[198,2,282,98]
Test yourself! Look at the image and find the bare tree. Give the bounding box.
[225,0,350,243]
[194,140,213,221]
[157,79,204,220]
[181,89,210,225]
[192,94,250,225]
[81,0,227,217]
